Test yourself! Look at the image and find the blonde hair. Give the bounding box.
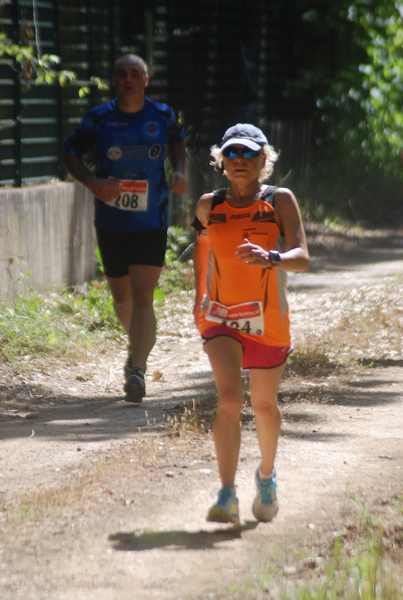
[210,143,279,182]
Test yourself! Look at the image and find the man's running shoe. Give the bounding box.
[252,469,279,522]
[124,367,145,404]
[206,486,240,525]
[124,352,132,380]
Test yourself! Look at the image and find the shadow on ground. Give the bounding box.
[1,363,401,445]
[109,520,258,552]
[281,375,402,408]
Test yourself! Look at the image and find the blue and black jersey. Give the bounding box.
[64,97,185,232]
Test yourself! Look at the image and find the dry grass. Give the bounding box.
[4,477,94,524]
[165,398,214,436]
[1,439,165,526]
[291,277,403,370]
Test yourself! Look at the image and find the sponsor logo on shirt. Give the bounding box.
[251,210,276,222]
[107,146,123,160]
[208,213,227,224]
[230,213,250,220]
[143,121,160,138]
[148,144,162,159]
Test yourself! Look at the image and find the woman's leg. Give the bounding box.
[249,364,285,521]
[249,364,285,477]
[205,336,243,487]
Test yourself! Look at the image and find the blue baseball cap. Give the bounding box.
[220,123,268,151]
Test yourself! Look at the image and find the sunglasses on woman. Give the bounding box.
[222,147,262,160]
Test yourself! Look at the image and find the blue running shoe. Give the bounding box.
[207,486,240,525]
[252,469,279,522]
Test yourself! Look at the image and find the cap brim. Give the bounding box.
[221,138,262,152]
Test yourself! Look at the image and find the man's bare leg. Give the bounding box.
[106,275,132,333]
[124,265,162,402]
[128,265,162,370]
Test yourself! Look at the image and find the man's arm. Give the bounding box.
[64,153,120,204]
[64,115,121,204]
[167,138,187,195]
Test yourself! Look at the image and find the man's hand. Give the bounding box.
[170,172,187,195]
[85,177,121,203]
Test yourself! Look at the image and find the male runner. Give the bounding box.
[64,54,187,402]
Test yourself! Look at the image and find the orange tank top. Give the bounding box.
[196,187,290,347]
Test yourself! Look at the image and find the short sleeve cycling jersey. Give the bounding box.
[195,187,291,348]
[64,97,185,232]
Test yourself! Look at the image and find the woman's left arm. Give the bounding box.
[274,188,310,272]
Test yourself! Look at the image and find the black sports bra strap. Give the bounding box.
[211,188,227,209]
[261,185,278,206]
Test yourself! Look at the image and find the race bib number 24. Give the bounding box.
[114,180,148,212]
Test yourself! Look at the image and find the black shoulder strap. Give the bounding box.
[211,188,227,209]
[261,185,278,206]
[192,189,226,233]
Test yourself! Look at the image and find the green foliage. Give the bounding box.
[293,1,403,224]
[290,526,401,600]
[361,10,403,175]
[0,229,193,362]
[156,226,194,298]
[0,33,108,96]
[0,282,122,362]
[63,281,118,333]
[318,1,403,180]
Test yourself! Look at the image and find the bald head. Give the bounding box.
[113,54,148,76]
[112,54,149,111]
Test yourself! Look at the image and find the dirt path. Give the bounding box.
[1,228,402,599]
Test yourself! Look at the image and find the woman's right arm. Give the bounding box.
[193,194,213,317]
[195,193,213,228]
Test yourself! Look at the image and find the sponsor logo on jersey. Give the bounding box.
[148,144,162,159]
[208,213,227,224]
[251,210,276,222]
[107,146,123,161]
[143,121,160,138]
[230,213,250,220]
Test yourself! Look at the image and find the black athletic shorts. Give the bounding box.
[96,228,168,277]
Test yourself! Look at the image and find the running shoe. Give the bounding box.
[252,469,279,522]
[206,486,240,525]
[124,367,145,404]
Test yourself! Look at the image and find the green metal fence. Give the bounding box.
[1,0,149,185]
[1,0,319,187]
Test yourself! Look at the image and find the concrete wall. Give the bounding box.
[0,182,96,302]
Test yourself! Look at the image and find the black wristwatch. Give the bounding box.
[267,250,282,265]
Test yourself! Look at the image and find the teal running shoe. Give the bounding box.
[207,486,240,525]
[252,469,279,522]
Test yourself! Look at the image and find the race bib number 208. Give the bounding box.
[114,180,149,212]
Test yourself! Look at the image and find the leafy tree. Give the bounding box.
[317,1,403,180]
[0,33,108,97]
